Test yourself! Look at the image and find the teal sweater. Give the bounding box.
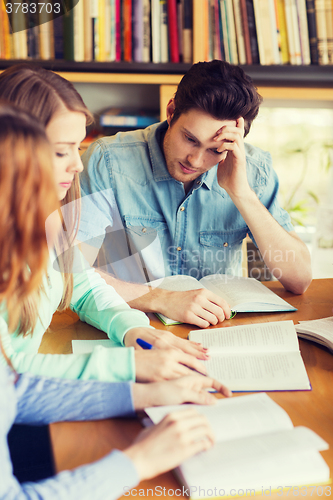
[0,250,151,381]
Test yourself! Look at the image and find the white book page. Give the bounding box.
[189,320,299,353]
[72,339,115,354]
[203,351,310,391]
[297,316,333,338]
[147,275,205,292]
[145,393,294,442]
[200,274,293,309]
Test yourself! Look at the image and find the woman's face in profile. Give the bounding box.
[46,109,86,200]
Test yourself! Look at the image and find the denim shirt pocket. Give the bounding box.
[199,229,247,276]
[123,216,169,279]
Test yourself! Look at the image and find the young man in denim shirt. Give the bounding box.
[79,60,312,329]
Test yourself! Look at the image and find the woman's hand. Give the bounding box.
[134,349,207,382]
[132,374,232,409]
[123,409,215,481]
[124,326,210,360]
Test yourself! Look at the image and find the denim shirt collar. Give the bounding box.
[147,121,216,191]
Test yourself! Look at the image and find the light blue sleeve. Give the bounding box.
[0,364,139,500]
[69,247,153,346]
[14,371,135,424]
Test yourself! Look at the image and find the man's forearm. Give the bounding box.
[233,190,312,294]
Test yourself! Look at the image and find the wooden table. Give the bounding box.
[40,279,333,499]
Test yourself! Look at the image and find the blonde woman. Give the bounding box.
[0,64,209,382]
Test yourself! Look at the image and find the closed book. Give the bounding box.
[53,15,63,59]
[123,0,133,61]
[225,0,238,63]
[161,0,169,62]
[38,10,54,60]
[193,0,209,61]
[74,0,85,61]
[83,0,93,61]
[324,0,333,63]
[168,0,180,62]
[233,0,247,63]
[245,0,260,63]
[208,0,215,59]
[1,2,13,59]
[275,0,290,63]
[306,0,319,63]
[115,0,122,61]
[220,0,231,62]
[182,0,193,63]
[27,10,40,59]
[239,0,252,63]
[151,0,161,62]
[11,6,27,59]
[296,0,311,63]
[213,0,223,60]
[314,0,329,64]
[133,0,144,61]
[177,0,183,60]
[142,0,151,62]
[63,0,74,60]
[104,0,112,60]
[284,0,302,64]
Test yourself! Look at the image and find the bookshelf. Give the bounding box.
[2,1,333,119]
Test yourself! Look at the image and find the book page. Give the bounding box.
[200,274,295,311]
[145,393,294,442]
[72,339,115,354]
[203,351,310,391]
[189,320,299,353]
[147,274,205,292]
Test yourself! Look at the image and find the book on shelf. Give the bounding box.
[144,392,329,498]
[295,316,333,352]
[122,0,133,62]
[160,0,169,63]
[233,0,247,64]
[306,0,319,64]
[276,0,290,64]
[99,108,159,128]
[324,0,333,63]
[168,0,180,62]
[133,0,144,62]
[284,0,302,64]
[245,0,260,63]
[225,0,239,63]
[219,0,231,62]
[239,0,252,63]
[314,0,329,64]
[182,0,193,62]
[142,0,151,62]
[73,0,85,62]
[253,0,280,64]
[151,0,161,62]
[297,0,311,64]
[188,320,311,391]
[150,274,297,326]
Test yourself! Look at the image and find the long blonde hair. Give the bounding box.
[0,104,59,340]
[0,64,94,334]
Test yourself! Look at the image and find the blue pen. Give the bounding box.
[136,338,153,350]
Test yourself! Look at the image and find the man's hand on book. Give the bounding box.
[147,288,232,328]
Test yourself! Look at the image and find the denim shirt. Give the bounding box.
[79,122,294,282]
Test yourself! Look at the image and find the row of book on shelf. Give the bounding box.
[200,0,333,66]
[0,0,193,63]
[0,0,331,65]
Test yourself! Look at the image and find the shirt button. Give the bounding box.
[196,180,200,185]
[177,246,182,251]
[180,207,185,211]
[142,227,147,233]
[223,242,228,247]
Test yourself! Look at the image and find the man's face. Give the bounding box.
[163,105,236,190]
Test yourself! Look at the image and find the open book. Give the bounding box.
[295,316,333,353]
[188,320,310,391]
[148,275,296,325]
[145,393,330,499]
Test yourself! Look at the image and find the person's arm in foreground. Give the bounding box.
[215,117,312,294]
[2,368,230,500]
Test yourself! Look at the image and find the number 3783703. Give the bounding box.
[6,3,61,14]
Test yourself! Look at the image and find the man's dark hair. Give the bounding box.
[172,60,262,137]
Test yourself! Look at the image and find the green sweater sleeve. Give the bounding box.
[69,248,152,345]
[0,318,136,381]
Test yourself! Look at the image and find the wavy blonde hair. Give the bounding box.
[0,104,59,339]
[0,64,94,334]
